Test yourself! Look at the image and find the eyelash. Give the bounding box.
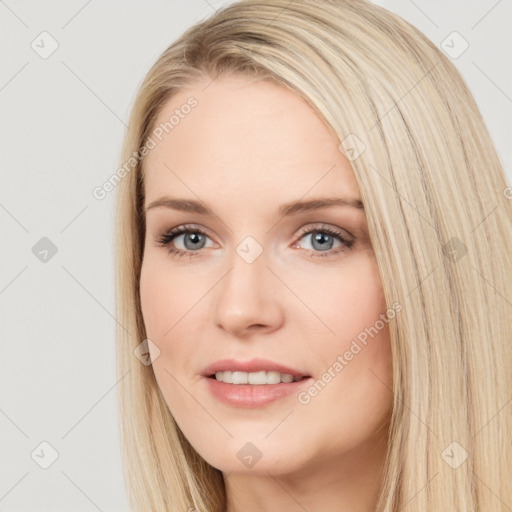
[155,223,355,260]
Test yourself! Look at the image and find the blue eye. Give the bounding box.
[156,225,212,258]
[295,227,354,257]
[155,223,355,259]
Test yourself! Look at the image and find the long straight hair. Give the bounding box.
[115,1,512,510]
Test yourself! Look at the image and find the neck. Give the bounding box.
[223,423,389,512]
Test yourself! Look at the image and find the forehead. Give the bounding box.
[143,74,361,210]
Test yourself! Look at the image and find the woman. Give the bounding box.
[115,1,512,511]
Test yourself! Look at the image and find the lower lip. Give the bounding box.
[203,376,313,408]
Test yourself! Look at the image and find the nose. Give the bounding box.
[213,246,284,337]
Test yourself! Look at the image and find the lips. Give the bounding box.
[201,357,310,379]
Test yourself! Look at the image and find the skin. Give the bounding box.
[139,73,393,512]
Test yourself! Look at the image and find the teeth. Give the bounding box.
[214,370,303,384]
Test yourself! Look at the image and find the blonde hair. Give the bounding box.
[115,1,512,510]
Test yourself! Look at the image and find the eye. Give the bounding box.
[294,224,355,258]
[155,224,215,259]
[154,223,355,259]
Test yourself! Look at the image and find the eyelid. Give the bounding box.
[295,222,354,241]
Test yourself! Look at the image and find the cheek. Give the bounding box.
[307,253,392,398]
[139,258,196,412]
[309,253,387,342]
[139,259,164,339]
[139,254,209,379]
[305,260,393,448]
[139,255,190,338]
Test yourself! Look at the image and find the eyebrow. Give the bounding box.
[145,196,364,216]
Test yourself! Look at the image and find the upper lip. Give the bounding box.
[201,358,310,378]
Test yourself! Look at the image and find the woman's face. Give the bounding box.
[140,73,393,477]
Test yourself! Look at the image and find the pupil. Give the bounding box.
[185,233,204,249]
[312,232,332,251]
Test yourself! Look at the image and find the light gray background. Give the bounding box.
[1,1,511,511]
